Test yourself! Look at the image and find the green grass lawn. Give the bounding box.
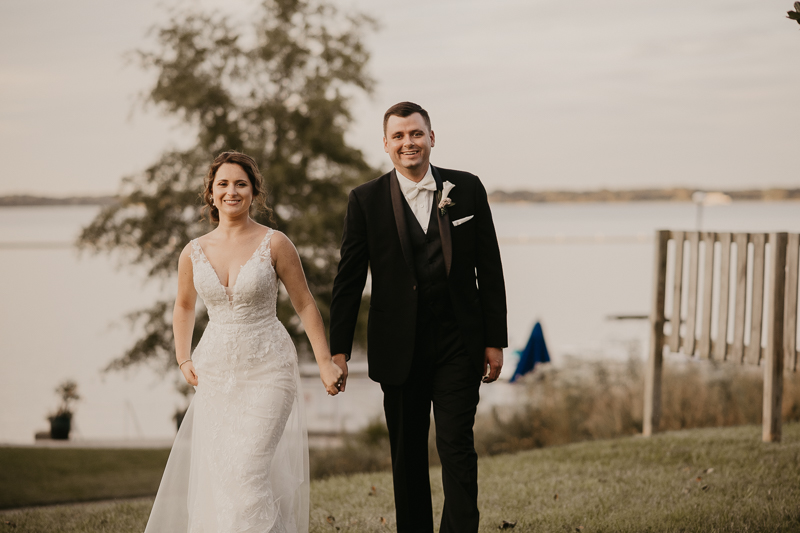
[0,448,169,509]
[3,424,800,532]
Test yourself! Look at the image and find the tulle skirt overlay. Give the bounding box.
[144,315,310,533]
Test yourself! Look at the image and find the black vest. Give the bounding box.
[402,197,453,321]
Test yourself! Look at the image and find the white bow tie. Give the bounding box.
[406,174,437,200]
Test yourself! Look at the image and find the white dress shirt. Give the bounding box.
[396,166,436,233]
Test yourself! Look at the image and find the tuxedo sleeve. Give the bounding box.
[474,177,508,348]
[330,189,369,360]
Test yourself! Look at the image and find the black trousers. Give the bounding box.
[381,315,482,533]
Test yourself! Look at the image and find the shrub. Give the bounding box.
[309,418,391,479]
[474,356,800,456]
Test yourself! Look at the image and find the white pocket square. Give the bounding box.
[452,215,474,227]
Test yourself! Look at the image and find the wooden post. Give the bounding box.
[763,233,787,443]
[732,233,749,363]
[699,232,716,359]
[716,233,732,361]
[669,232,685,353]
[644,230,670,437]
[748,234,766,365]
[684,232,700,356]
[785,233,799,372]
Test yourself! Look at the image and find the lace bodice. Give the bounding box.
[187,228,297,388]
[190,229,278,325]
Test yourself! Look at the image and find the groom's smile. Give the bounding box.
[383,112,435,181]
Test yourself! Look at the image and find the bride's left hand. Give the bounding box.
[320,359,344,396]
[180,360,199,386]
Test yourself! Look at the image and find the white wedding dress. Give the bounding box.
[145,229,309,533]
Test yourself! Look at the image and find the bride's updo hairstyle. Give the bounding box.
[202,151,274,224]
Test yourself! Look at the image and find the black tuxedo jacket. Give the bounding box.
[330,165,508,385]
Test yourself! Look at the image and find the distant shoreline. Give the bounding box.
[0,195,116,207]
[2,188,800,207]
[488,187,800,204]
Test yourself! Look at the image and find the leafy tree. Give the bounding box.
[79,0,375,371]
[788,2,800,25]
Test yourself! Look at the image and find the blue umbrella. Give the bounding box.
[510,322,550,383]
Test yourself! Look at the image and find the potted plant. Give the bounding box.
[47,380,80,440]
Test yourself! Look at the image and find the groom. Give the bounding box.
[330,102,507,533]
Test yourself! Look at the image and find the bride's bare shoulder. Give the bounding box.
[269,230,293,251]
[178,233,207,265]
[177,241,195,272]
[269,230,301,263]
[179,240,195,258]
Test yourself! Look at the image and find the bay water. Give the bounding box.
[2,201,799,444]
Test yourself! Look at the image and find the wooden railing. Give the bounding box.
[644,230,799,442]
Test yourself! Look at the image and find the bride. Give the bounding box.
[144,151,343,533]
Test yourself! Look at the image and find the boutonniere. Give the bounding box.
[437,181,456,216]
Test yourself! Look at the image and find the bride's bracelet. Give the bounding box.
[178,358,192,369]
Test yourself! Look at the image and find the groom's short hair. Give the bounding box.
[383,102,431,135]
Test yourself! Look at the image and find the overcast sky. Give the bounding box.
[1,0,799,196]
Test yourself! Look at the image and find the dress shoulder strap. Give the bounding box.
[189,238,206,264]
[255,228,275,262]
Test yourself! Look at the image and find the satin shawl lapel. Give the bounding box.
[431,166,453,277]
[389,170,417,282]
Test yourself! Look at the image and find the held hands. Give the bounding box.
[321,358,344,396]
[482,347,503,383]
[331,354,349,393]
[180,361,199,386]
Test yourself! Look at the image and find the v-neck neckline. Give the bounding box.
[195,230,271,293]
